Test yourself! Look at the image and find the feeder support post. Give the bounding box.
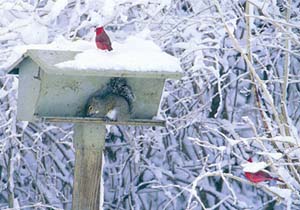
[72,123,106,210]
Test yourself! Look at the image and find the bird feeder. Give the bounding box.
[7,39,182,210]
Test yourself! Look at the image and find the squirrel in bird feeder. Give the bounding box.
[85,78,134,121]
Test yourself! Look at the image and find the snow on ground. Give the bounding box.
[55,36,181,72]
[242,161,268,173]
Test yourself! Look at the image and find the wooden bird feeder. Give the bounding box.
[7,44,182,210]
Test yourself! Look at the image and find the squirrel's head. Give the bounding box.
[86,98,101,117]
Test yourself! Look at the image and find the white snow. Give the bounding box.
[274,136,296,144]
[55,36,182,72]
[48,0,69,21]
[6,35,181,74]
[242,161,268,173]
[278,167,300,189]
[20,21,48,44]
[257,152,283,160]
[0,89,8,99]
[103,0,116,17]
[248,0,264,9]
[15,35,94,53]
[13,198,20,209]
[268,187,292,203]
[2,36,94,72]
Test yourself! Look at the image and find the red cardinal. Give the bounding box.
[95,26,112,51]
[244,158,283,183]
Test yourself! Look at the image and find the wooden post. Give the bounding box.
[72,123,106,210]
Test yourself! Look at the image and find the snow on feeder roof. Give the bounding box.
[55,36,182,75]
[7,36,182,78]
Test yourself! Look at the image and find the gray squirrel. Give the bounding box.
[85,78,134,121]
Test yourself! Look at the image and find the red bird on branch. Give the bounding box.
[244,158,283,183]
[95,26,112,51]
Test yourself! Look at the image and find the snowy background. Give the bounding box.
[1,0,300,209]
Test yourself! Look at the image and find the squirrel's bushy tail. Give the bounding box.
[108,78,135,112]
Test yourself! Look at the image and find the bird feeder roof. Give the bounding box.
[6,36,182,79]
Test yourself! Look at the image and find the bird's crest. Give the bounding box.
[95,27,104,35]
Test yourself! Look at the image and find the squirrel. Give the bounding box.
[85,77,134,121]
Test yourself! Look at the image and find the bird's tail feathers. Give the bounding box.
[274,177,284,183]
